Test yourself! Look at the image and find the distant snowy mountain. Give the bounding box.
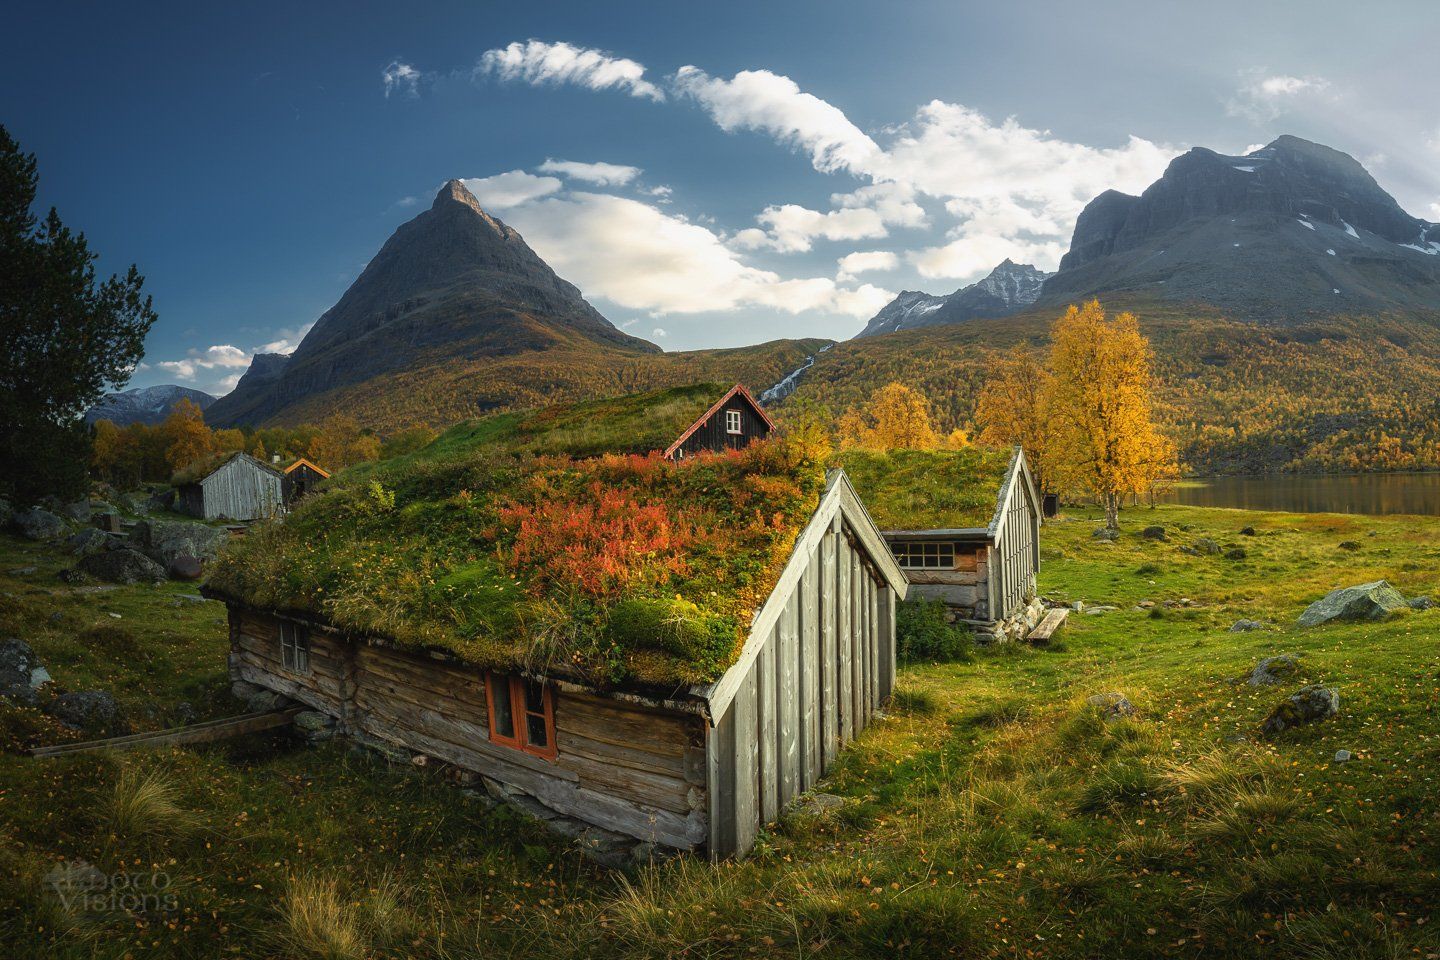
[85,385,216,426]
[856,260,1052,338]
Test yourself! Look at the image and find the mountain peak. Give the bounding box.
[434,179,480,211]
[856,260,1052,338]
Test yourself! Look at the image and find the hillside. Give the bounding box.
[782,299,1440,475]
[206,181,659,428]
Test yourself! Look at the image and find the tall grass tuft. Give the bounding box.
[109,765,202,841]
[275,873,366,960]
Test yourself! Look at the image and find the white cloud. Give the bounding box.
[733,204,891,253]
[493,189,890,319]
[255,321,315,356]
[671,66,882,175]
[156,344,252,381]
[651,327,667,338]
[382,60,422,99]
[460,170,562,209]
[1226,71,1332,123]
[910,234,1066,281]
[836,250,899,281]
[478,40,664,101]
[537,159,642,185]
[153,323,314,396]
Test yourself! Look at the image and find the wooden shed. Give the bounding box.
[842,447,1044,642]
[283,458,330,501]
[204,386,903,861]
[173,452,287,522]
[663,383,774,460]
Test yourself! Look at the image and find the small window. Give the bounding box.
[279,621,310,674]
[485,673,557,760]
[725,409,742,434]
[891,541,957,570]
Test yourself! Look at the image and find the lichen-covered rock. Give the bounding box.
[77,548,165,585]
[1194,538,1222,555]
[58,501,92,523]
[1407,596,1435,611]
[1141,526,1168,541]
[1297,580,1406,626]
[44,690,128,735]
[168,554,204,581]
[1086,692,1136,721]
[1092,528,1118,542]
[1230,619,1266,633]
[66,528,112,556]
[1261,684,1339,736]
[128,519,229,568]
[11,507,65,541]
[1240,526,1256,536]
[1245,653,1299,686]
[1337,540,1360,551]
[1223,548,1248,561]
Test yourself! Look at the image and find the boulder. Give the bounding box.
[11,507,65,541]
[1194,538,1222,555]
[1337,540,1360,551]
[293,709,335,743]
[0,638,49,689]
[1245,653,1300,686]
[44,690,127,735]
[1179,545,1200,556]
[1297,580,1407,627]
[128,519,229,568]
[244,688,290,713]
[167,555,203,582]
[1408,596,1435,611]
[77,548,165,585]
[1223,548,1248,561]
[1334,749,1353,763]
[1086,692,1136,721]
[58,501,91,523]
[146,489,176,513]
[1141,526,1168,541]
[1260,684,1339,736]
[1240,526,1256,536]
[0,669,39,707]
[66,528,112,556]
[1230,619,1266,632]
[1092,528,1118,542]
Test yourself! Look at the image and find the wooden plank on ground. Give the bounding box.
[1026,607,1069,644]
[32,709,304,758]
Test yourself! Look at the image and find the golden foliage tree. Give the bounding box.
[308,415,381,470]
[839,382,940,450]
[975,343,1052,494]
[1046,301,1175,530]
[160,398,216,475]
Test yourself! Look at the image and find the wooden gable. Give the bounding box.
[664,384,776,460]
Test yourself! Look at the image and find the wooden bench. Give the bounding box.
[1026,607,1069,644]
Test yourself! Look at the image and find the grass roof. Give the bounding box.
[207,385,825,692]
[837,446,1016,531]
[170,451,274,486]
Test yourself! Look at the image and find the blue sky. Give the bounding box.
[6,0,1439,395]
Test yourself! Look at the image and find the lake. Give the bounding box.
[1155,473,1440,517]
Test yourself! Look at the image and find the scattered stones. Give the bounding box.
[1179,545,1200,556]
[1136,600,1156,609]
[1334,749,1353,763]
[58,501,91,523]
[1084,605,1118,615]
[172,701,198,726]
[1297,580,1407,627]
[1337,540,1360,551]
[1070,600,1086,612]
[128,519,229,569]
[792,792,846,817]
[1193,538,1222,555]
[11,507,65,541]
[1223,548,1248,561]
[1260,684,1339,736]
[44,690,128,735]
[66,528,112,556]
[1408,596,1435,611]
[167,555,203,582]
[1092,528,1118,542]
[1240,526,1257,536]
[1086,692,1136,721]
[1141,525,1168,541]
[76,547,165,585]
[1245,653,1300,686]
[1230,619,1266,632]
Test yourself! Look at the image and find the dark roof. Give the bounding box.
[664,383,775,458]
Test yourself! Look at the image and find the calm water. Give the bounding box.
[1156,473,1440,517]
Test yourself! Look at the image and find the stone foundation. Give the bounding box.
[969,596,1047,644]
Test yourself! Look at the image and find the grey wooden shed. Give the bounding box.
[177,452,287,522]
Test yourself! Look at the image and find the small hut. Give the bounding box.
[283,458,330,501]
[841,447,1044,641]
[204,385,904,861]
[173,452,286,522]
[663,383,774,460]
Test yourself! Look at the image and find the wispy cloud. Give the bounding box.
[836,250,899,281]
[460,170,562,209]
[1226,70,1332,122]
[382,60,422,99]
[477,40,664,101]
[537,158,642,185]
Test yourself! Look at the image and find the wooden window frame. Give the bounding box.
[891,541,957,570]
[725,409,743,434]
[279,621,311,675]
[484,673,558,760]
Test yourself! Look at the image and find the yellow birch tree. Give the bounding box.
[975,343,1052,494]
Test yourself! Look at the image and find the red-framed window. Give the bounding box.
[485,673,557,760]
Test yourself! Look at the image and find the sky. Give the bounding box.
[6,0,1440,395]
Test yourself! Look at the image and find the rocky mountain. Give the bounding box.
[206,180,658,427]
[856,260,1052,338]
[84,385,216,426]
[1042,135,1440,316]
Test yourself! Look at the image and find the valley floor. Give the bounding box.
[2,504,1438,958]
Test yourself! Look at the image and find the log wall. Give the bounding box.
[229,610,707,850]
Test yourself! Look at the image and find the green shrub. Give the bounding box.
[606,597,735,666]
[895,598,971,664]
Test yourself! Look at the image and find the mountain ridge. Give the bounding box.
[856,259,1052,338]
[85,385,216,426]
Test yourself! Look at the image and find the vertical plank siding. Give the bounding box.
[195,455,286,521]
[991,471,1039,621]
[708,512,897,859]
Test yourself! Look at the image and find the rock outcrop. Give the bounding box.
[1297,580,1407,626]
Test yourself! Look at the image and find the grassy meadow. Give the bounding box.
[1,502,1438,958]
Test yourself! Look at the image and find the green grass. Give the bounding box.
[3,501,1440,957]
[838,446,1014,529]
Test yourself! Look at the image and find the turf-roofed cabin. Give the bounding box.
[203,384,904,861]
[841,446,1044,641]
[173,451,287,522]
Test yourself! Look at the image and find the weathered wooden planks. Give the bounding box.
[1026,607,1069,644]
